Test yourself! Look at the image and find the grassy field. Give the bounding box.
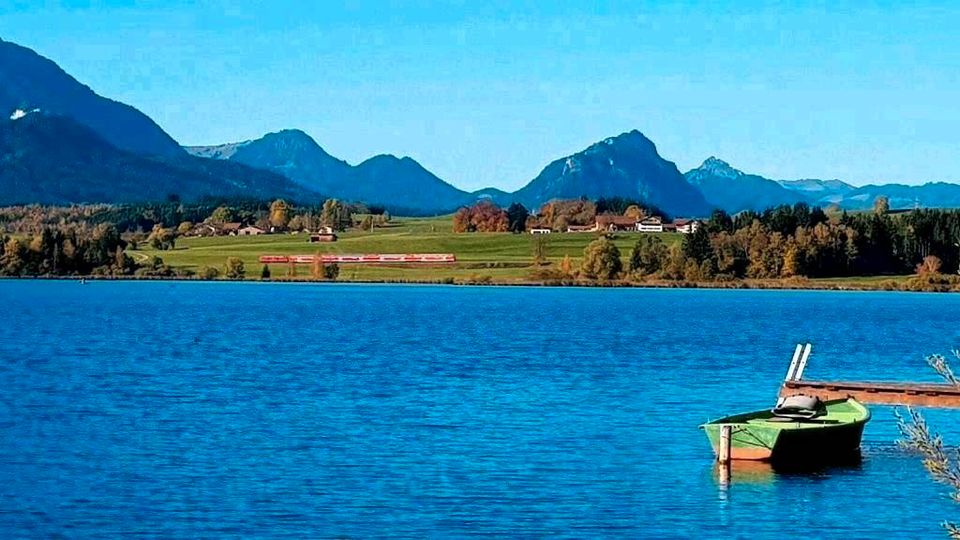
[136,216,683,282]
[133,215,927,289]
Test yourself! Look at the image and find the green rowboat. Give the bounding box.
[701,397,870,462]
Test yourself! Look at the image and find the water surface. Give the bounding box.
[2,282,960,538]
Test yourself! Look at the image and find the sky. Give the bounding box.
[2,1,959,192]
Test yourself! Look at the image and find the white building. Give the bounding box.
[674,219,701,234]
[529,228,552,234]
[238,225,266,236]
[637,216,664,233]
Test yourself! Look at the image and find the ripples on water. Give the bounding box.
[2,282,960,538]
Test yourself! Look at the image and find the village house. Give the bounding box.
[529,227,552,234]
[309,226,338,242]
[221,222,242,236]
[637,216,664,233]
[238,225,266,236]
[566,225,596,233]
[189,223,220,237]
[674,219,701,234]
[595,215,639,232]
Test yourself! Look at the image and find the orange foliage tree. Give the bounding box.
[452,202,509,233]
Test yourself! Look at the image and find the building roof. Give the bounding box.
[222,222,242,231]
[596,215,638,227]
[639,216,663,224]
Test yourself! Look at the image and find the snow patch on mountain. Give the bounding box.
[9,108,39,120]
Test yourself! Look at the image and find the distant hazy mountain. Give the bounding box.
[0,112,314,205]
[778,178,854,205]
[511,130,711,217]
[187,130,471,213]
[187,129,352,194]
[684,157,807,213]
[0,38,183,157]
[837,183,960,211]
[471,187,512,206]
[351,154,470,212]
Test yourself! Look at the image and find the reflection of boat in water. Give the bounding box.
[711,451,863,485]
[701,397,870,463]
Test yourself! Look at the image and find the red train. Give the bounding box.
[258,254,457,264]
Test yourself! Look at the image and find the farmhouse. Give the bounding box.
[637,216,664,233]
[309,226,338,242]
[238,225,266,236]
[595,215,638,232]
[674,219,701,234]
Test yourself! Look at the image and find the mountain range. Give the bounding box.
[2,37,960,215]
[186,130,472,214]
[0,112,314,205]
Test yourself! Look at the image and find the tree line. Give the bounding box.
[452,197,667,233]
[539,200,960,285]
[0,198,390,236]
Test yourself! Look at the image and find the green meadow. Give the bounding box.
[136,215,682,282]
[133,215,924,289]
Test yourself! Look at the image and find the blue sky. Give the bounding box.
[2,1,959,191]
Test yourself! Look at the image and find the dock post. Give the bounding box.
[718,425,732,464]
[718,425,732,485]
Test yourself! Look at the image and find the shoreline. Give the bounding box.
[1,274,954,293]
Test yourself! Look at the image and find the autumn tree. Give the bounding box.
[209,206,235,224]
[224,257,245,279]
[321,199,351,232]
[269,199,292,229]
[629,236,668,275]
[147,225,176,250]
[532,234,548,265]
[581,236,622,280]
[198,265,220,280]
[623,204,646,220]
[311,252,326,279]
[917,255,943,276]
[538,199,597,232]
[874,195,890,216]
[452,202,509,233]
[360,215,374,231]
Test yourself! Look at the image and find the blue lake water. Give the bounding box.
[2,281,960,538]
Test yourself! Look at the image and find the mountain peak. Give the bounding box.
[513,130,711,217]
[0,38,183,156]
[600,129,654,148]
[698,156,742,179]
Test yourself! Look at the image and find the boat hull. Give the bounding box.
[701,398,870,463]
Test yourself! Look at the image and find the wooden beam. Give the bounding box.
[784,344,803,382]
[794,343,812,381]
[718,425,732,464]
[781,379,960,408]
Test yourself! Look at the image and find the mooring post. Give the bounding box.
[718,425,732,464]
[718,424,732,485]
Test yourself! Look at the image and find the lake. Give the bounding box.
[2,281,960,538]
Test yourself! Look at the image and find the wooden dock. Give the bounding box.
[774,343,960,408]
[780,379,960,408]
